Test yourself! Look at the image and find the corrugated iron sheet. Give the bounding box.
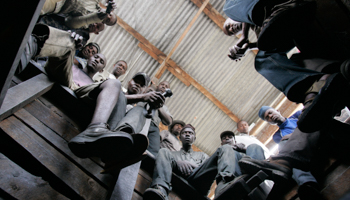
[89,0,281,155]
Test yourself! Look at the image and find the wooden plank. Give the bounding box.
[138,43,191,86]
[0,153,68,200]
[0,116,108,200]
[0,0,45,108]
[321,165,350,200]
[155,0,210,78]
[24,100,80,141]
[13,108,115,189]
[0,74,54,121]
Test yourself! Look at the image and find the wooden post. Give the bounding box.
[0,0,45,108]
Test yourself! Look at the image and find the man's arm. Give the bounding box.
[158,106,173,126]
[126,91,165,107]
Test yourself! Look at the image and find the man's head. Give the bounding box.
[179,124,196,147]
[169,120,186,136]
[127,72,150,94]
[88,23,105,35]
[156,81,170,94]
[103,12,117,26]
[80,43,100,59]
[259,106,285,125]
[86,53,106,74]
[220,131,236,146]
[237,120,249,134]
[111,60,127,78]
[223,18,242,36]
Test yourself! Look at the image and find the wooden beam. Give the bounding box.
[0,74,54,121]
[155,0,210,78]
[118,16,240,123]
[190,0,226,29]
[0,0,45,108]
[138,43,191,86]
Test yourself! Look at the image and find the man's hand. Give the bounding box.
[142,91,165,109]
[232,143,246,153]
[98,0,117,19]
[68,30,84,50]
[228,43,249,61]
[176,160,198,177]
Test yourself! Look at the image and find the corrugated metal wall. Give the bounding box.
[89,0,281,155]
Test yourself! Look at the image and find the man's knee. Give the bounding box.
[247,144,263,151]
[100,79,121,90]
[157,148,172,158]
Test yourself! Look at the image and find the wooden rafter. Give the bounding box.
[155,0,210,79]
[191,0,226,29]
[116,16,240,123]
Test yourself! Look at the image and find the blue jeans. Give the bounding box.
[223,0,259,25]
[255,49,325,103]
[279,139,317,186]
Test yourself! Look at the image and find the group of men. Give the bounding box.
[18,0,182,172]
[16,0,350,199]
[220,0,350,199]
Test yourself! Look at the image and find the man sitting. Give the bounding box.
[143,126,265,200]
[258,106,322,199]
[160,120,185,152]
[20,24,165,163]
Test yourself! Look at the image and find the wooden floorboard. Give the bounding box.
[0,153,68,200]
[13,108,116,189]
[0,116,108,200]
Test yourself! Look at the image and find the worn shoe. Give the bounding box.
[68,123,133,160]
[257,0,317,51]
[214,174,251,200]
[340,59,350,82]
[239,157,292,184]
[298,181,324,200]
[143,185,169,200]
[298,73,349,133]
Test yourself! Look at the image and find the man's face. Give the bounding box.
[112,61,127,78]
[221,134,235,146]
[82,45,98,59]
[179,128,196,146]
[156,81,170,93]
[87,53,106,73]
[171,123,183,136]
[223,18,241,36]
[103,12,117,26]
[264,108,284,125]
[237,121,249,134]
[127,77,144,94]
[88,23,105,35]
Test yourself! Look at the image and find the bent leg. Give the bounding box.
[246,144,265,160]
[255,50,323,103]
[292,168,317,186]
[187,145,241,195]
[151,149,177,191]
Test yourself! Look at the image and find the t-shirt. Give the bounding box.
[235,133,270,158]
[160,130,182,151]
[273,110,301,143]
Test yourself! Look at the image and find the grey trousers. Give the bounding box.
[151,144,265,195]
